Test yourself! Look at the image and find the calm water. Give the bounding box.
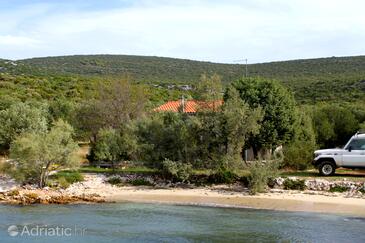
[0,203,364,242]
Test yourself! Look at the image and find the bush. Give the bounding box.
[52,171,84,184]
[128,178,153,186]
[248,161,279,194]
[208,168,238,184]
[161,159,192,182]
[329,185,348,193]
[282,141,315,170]
[283,178,306,190]
[106,176,123,185]
[57,177,70,189]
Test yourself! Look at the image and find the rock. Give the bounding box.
[272,177,285,188]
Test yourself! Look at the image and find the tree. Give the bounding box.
[312,104,358,148]
[282,108,316,170]
[195,74,223,110]
[229,77,297,155]
[92,128,120,170]
[75,78,147,141]
[221,87,263,167]
[0,102,48,151]
[5,120,78,187]
[136,112,196,166]
[48,98,76,124]
[97,77,147,127]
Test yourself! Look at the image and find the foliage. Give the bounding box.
[161,159,193,182]
[4,55,365,104]
[51,171,84,184]
[107,176,123,185]
[75,78,147,140]
[0,102,48,150]
[221,87,263,167]
[207,168,239,184]
[312,104,359,148]
[4,120,79,187]
[48,98,76,124]
[230,78,297,154]
[56,177,70,189]
[329,185,348,193]
[282,109,316,170]
[195,73,223,102]
[88,123,138,165]
[248,161,279,194]
[91,128,121,168]
[128,178,153,186]
[136,113,197,166]
[283,179,306,190]
[136,96,261,169]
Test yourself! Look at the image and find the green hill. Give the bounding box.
[1,54,365,103]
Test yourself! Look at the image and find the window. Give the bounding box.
[347,138,365,150]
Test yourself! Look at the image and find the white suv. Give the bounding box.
[313,132,365,176]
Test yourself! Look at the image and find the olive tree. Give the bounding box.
[75,78,147,141]
[221,87,263,166]
[4,120,78,187]
[0,102,48,150]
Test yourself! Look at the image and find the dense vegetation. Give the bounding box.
[2,54,365,190]
[2,54,365,103]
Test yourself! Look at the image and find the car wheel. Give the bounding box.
[318,161,336,176]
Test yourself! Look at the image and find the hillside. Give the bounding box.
[1,54,365,103]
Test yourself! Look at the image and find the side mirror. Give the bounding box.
[348,146,352,152]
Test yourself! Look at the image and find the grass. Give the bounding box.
[77,165,365,184]
[48,170,84,188]
[280,169,365,182]
[52,171,84,183]
[78,166,158,174]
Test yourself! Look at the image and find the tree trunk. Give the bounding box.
[111,160,115,173]
[39,162,51,188]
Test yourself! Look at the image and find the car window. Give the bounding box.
[347,138,365,150]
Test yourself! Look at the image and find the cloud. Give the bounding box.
[0,0,365,62]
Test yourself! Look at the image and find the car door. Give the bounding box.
[342,138,365,167]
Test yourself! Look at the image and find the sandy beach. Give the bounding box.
[103,187,365,216]
[63,174,365,217]
[2,173,365,216]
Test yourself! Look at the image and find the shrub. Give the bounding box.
[161,159,192,182]
[283,178,306,190]
[282,141,315,171]
[52,171,84,184]
[57,177,70,189]
[106,176,123,185]
[208,168,238,184]
[329,185,348,193]
[248,161,279,194]
[128,178,153,186]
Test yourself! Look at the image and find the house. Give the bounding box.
[154,98,223,113]
[153,98,277,162]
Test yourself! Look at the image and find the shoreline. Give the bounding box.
[104,187,365,217]
[2,173,365,217]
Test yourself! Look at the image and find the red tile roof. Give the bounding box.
[154,100,223,113]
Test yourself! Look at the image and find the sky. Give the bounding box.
[0,0,365,63]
